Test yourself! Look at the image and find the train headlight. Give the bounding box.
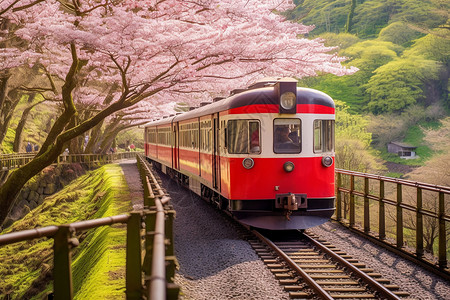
[280,92,296,111]
[322,156,333,167]
[242,158,255,169]
[283,161,295,172]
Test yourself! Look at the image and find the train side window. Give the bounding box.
[227,120,261,154]
[273,119,301,154]
[249,121,260,153]
[314,120,335,153]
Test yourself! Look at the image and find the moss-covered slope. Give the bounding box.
[0,164,131,299]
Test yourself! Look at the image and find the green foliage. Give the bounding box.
[378,21,423,46]
[404,28,450,63]
[365,57,441,113]
[116,127,144,149]
[335,100,380,172]
[1,128,16,153]
[0,165,131,299]
[290,0,449,174]
[335,100,371,145]
[367,104,445,150]
[317,32,360,49]
[300,39,404,113]
[299,74,367,113]
[287,0,350,35]
[341,40,402,70]
[289,0,447,39]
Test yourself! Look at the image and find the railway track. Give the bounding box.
[248,230,410,299]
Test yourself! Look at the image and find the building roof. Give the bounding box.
[389,141,417,149]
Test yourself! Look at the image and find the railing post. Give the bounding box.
[145,177,155,207]
[336,172,342,221]
[364,177,370,233]
[53,225,74,300]
[126,212,143,299]
[165,209,177,286]
[143,210,156,278]
[350,175,355,227]
[438,191,447,268]
[379,180,386,240]
[416,187,424,258]
[396,183,403,248]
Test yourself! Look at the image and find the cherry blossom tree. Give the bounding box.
[0,0,357,225]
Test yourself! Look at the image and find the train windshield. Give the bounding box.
[314,120,335,153]
[227,120,261,154]
[273,119,301,154]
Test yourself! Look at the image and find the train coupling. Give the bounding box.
[275,193,307,210]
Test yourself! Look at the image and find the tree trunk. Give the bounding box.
[345,0,356,33]
[85,121,104,153]
[0,143,64,226]
[13,94,37,152]
[0,86,21,148]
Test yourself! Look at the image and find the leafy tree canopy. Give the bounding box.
[365,57,441,113]
[335,100,371,145]
[341,40,402,70]
[378,21,423,46]
[289,0,448,39]
[317,32,360,50]
[403,28,450,63]
[334,100,379,172]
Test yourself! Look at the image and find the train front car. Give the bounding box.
[224,78,336,230]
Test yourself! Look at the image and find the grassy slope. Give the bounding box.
[0,164,131,299]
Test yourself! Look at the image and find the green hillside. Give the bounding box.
[288,0,449,174]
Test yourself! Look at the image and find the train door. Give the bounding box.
[172,122,179,170]
[212,113,221,191]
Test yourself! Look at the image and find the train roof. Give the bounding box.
[144,80,334,127]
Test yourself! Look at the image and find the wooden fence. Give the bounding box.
[335,169,450,279]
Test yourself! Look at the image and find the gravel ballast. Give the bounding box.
[309,222,450,300]
[160,175,290,300]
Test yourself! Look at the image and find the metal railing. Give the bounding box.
[136,154,179,299]
[0,152,139,171]
[0,153,178,300]
[335,169,450,279]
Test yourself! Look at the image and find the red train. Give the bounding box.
[144,77,335,230]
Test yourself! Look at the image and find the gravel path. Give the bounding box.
[120,159,144,210]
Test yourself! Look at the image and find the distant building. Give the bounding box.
[387,142,418,159]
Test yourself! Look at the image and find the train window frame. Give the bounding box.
[273,118,301,154]
[313,119,335,153]
[227,119,261,155]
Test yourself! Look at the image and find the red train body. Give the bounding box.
[144,78,336,230]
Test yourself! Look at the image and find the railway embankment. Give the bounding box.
[0,163,134,299]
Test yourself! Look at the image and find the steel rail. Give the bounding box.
[303,232,402,300]
[252,230,334,300]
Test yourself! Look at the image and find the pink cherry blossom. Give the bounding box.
[1,0,357,121]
